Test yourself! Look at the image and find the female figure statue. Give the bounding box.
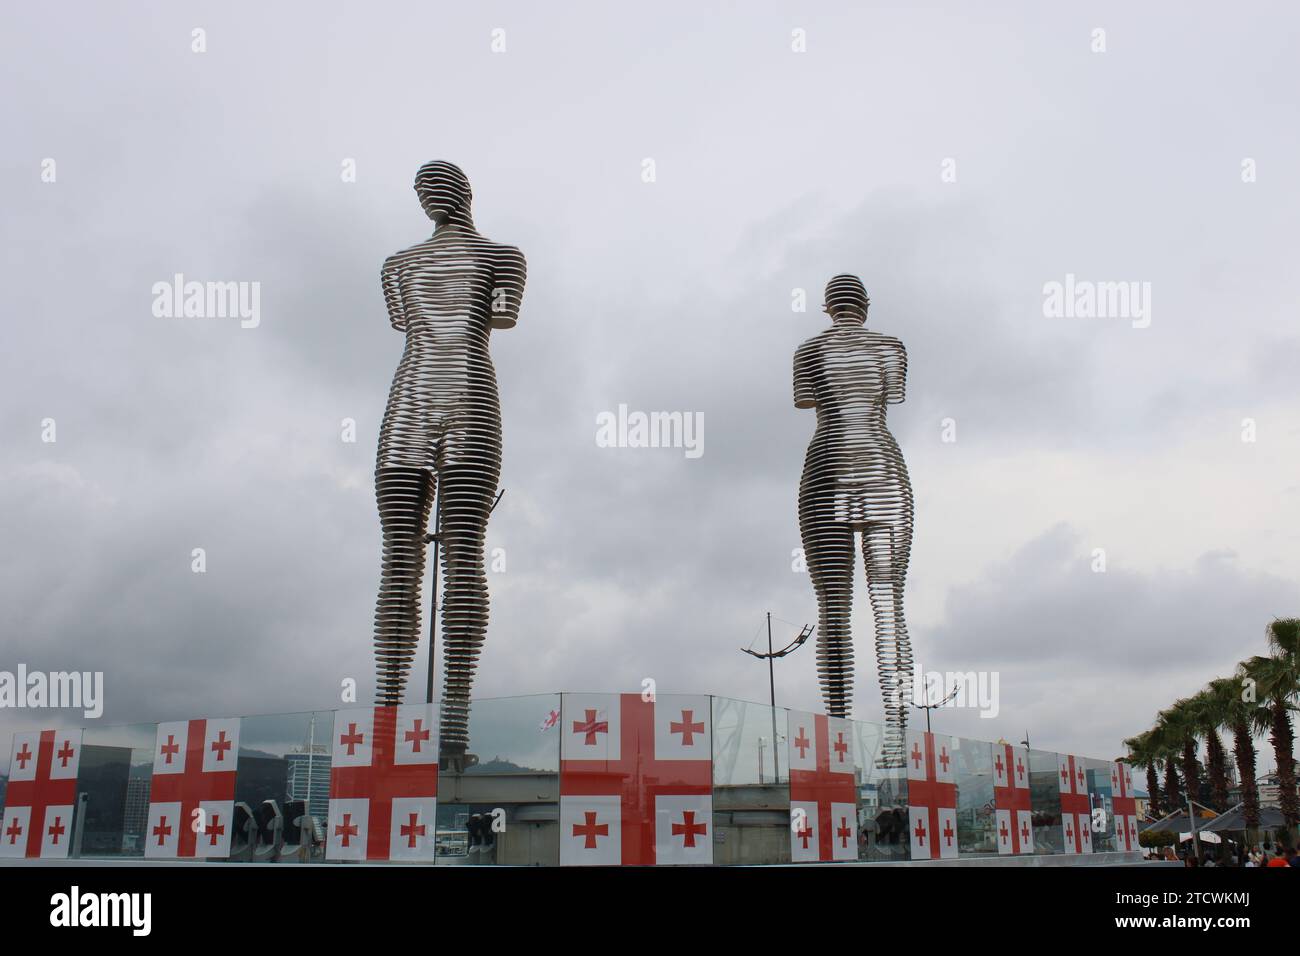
[795,274,913,765]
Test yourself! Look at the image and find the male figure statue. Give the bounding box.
[373,160,526,770]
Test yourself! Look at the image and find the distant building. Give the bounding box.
[124,773,151,841]
[859,782,880,813]
[76,744,134,855]
[286,750,331,821]
[1259,772,1283,807]
[233,752,291,810]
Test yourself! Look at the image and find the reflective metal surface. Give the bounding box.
[794,274,914,765]
[372,161,527,762]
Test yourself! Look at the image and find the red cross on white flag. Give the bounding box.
[145,718,241,858]
[787,710,857,862]
[559,693,713,866]
[992,742,1034,855]
[1111,761,1139,852]
[327,704,439,861]
[1057,753,1092,855]
[561,795,621,865]
[0,729,81,859]
[906,729,958,860]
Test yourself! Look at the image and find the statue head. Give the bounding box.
[414,160,472,225]
[823,274,869,322]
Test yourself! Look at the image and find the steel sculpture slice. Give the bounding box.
[794,274,914,766]
[373,161,526,767]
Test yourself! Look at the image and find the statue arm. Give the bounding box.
[489,245,527,330]
[381,257,405,332]
[793,342,816,409]
[886,339,907,404]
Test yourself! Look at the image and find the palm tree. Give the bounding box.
[1207,673,1261,831]
[1243,654,1297,831]
[1268,620,1300,830]
[1149,716,1183,811]
[1244,616,1300,833]
[1123,730,1163,818]
[1185,689,1231,811]
[1158,701,1202,811]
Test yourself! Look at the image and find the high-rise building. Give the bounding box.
[285,749,331,821]
[123,773,152,839]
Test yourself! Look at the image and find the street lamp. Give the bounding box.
[741,612,813,783]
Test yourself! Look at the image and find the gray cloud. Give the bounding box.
[2,2,1299,772]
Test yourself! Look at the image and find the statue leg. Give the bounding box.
[435,450,499,763]
[801,514,856,718]
[373,466,435,705]
[863,521,913,765]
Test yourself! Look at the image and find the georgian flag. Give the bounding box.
[1111,761,1139,852]
[559,693,713,866]
[787,710,857,862]
[326,703,439,861]
[906,729,958,860]
[1057,753,1092,855]
[992,742,1034,855]
[145,718,240,859]
[0,729,81,859]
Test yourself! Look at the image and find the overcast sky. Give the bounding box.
[2,1,1298,773]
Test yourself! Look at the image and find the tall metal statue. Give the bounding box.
[794,274,914,765]
[373,160,526,769]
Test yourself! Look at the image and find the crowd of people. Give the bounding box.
[1144,842,1300,867]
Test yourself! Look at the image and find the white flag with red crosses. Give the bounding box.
[906,729,958,860]
[559,693,713,866]
[787,710,857,862]
[1057,753,1092,855]
[327,703,439,861]
[0,730,81,859]
[1111,761,1139,852]
[992,742,1034,855]
[145,718,240,859]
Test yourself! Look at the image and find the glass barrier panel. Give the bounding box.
[951,736,995,856]
[1029,748,1064,854]
[1083,756,1116,853]
[0,701,1142,865]
[854,718,907,861]
[80,722,158,858]
[437,693,560,866]
[712,697,789,864]
[234,710,334,863]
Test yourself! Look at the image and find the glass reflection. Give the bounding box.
[854,718,907,861]
[79,722,156,857]
[712,697,790,865]
[952,737,995,855]
[1029,748,1065,854]
[234,711,333,863]
[1084,756,1116,853]
[436,694,560,866]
